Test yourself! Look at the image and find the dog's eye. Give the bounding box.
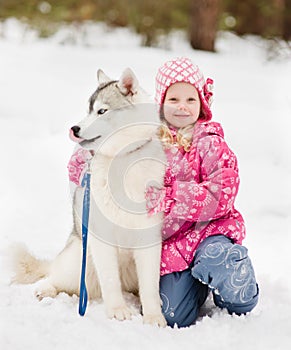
[97,108,108,115]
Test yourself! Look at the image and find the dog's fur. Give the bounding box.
[10,68,167,326]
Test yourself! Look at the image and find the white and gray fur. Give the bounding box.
[10,68,167,327]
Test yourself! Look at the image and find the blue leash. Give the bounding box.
[79,172,91,316]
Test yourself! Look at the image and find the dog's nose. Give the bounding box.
[71,125,80,137]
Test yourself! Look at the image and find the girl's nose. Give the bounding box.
[178,104,187,111]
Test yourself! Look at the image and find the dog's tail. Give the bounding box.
[9,243,50,284]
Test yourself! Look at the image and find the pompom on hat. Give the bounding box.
[155,57,214,122]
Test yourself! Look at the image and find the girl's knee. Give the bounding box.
[161,295,199,328]
[160,270,208,328]
[192,236,259,308]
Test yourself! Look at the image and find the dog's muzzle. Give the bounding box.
[69,126,84,143]
[69,126,101,144]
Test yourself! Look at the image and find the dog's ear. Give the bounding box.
[97,69,111,84]
[117,68,139,96]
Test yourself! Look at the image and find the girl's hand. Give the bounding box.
[145,185,173,215]
[67,149,93,186]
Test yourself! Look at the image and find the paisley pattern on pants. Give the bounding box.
[192,238,258,304]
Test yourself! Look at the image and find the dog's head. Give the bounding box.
[69,68,150,148]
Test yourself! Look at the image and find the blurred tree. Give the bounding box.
[283,0,291,39]
[130,0,175,46]
[189,0,221,51]
[223,0,287,38]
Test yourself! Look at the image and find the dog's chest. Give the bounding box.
[90,154,164,202]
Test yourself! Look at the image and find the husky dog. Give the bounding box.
[11,68,167,327]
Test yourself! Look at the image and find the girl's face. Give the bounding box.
[163,82,201,129]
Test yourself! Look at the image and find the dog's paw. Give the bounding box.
[35,281,57,301]
[106,304,133,321]
[143,313,167,327]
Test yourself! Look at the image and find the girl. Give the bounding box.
[145,57,259,327]
[68,57,259,328]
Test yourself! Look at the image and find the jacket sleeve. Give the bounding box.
[167,135,240,222]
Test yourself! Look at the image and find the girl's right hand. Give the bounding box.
[145,185,173,215]
[67,148,93,186]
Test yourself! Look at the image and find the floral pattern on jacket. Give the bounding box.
[159,121,246,276]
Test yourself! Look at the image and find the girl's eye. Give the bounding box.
[97,108,108,115]
[188,97,196,102]
[168,97,177,102]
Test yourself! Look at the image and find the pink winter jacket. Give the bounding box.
[159,121,246,276]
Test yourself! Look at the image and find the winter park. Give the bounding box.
[0,1,291,350]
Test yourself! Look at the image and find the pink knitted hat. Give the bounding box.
[155,57,214,122]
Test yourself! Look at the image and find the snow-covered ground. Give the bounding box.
[0,18,291,350]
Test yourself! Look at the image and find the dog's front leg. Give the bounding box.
[134,244,167,327]
[89,237,132,321]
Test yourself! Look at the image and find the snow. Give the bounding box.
[1,18,291,349]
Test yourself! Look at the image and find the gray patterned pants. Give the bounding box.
[160,235,259,327]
